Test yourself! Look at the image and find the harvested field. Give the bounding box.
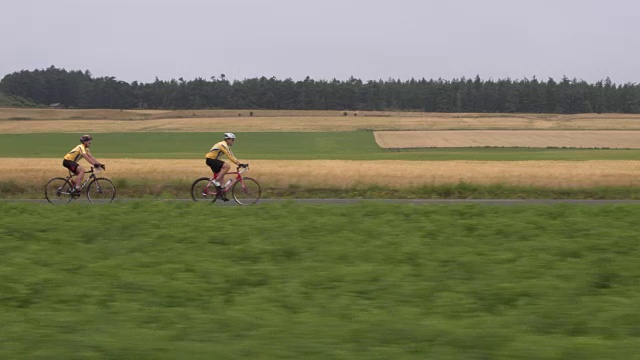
[3,110,640,133]
[375,130,640,149]
[0,108,358,120]
[123,109,172,114]
[3,158,639,189]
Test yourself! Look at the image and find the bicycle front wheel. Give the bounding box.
[191,177,218,203]
[45,177,74,204]
[232,177,261,205]
[87,177,116,203]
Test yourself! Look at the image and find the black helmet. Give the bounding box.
[80,135,93,142]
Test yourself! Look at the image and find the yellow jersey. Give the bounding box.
[205,141,239,164]
[63,144,90,162]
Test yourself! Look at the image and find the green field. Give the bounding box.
[1,201,640,359]
[2,132,640,160]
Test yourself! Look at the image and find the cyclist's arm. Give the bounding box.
[220,146,241,165]
[84,153,101,166]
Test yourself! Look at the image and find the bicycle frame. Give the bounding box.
[206,166,249,194]
[67,168,99,190]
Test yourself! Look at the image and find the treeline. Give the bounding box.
[1,65,639,113]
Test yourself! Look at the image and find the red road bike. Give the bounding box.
[190,164,261,205]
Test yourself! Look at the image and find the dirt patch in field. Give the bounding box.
[375,130,640,149]
[3,109,640,133]
[3,158,639,189]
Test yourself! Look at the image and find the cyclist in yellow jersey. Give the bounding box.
[63,135,105,192]
[205,132,247,190]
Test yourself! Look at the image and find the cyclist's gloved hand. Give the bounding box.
[239,163,248,168]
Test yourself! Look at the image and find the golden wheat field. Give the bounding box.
[2,158,640,189]
[375,130,640,149]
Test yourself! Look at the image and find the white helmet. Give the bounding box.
[224,132,236,139]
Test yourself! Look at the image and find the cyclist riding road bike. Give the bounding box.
[205,132,247,200]
[63,135,106,193]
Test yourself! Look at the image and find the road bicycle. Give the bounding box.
[191,164,261,205]
[44,166,116,204]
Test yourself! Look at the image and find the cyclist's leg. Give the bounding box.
[206,158,226,187]
[74,164,85,189]
[216,162,231,187]
[63,160,82,189]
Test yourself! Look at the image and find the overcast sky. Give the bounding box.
[3,0,639,84]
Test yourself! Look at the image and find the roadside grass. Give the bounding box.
[2,179,640,200]
[1,202,639,359]
[2,132,640,160]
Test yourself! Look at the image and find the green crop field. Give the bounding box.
[2,132,640,160]
[1,201,639,359]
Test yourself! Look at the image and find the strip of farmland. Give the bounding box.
[375,130,640,149]
[3,158,639,189]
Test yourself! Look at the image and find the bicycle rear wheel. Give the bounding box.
[87,177,116,203]
[232,177,261,205]
[191,177,219,203]
[45,177,74,204]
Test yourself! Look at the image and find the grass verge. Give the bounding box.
[1,202,639,359]
[2,179,640,200]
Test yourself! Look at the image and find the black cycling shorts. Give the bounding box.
[206,158,224,174]
[62,159,79,175]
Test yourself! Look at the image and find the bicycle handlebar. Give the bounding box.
[81,167,105,176]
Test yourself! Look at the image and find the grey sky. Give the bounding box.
[3,0,639,84]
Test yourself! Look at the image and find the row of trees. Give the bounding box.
[1,66,639,113]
